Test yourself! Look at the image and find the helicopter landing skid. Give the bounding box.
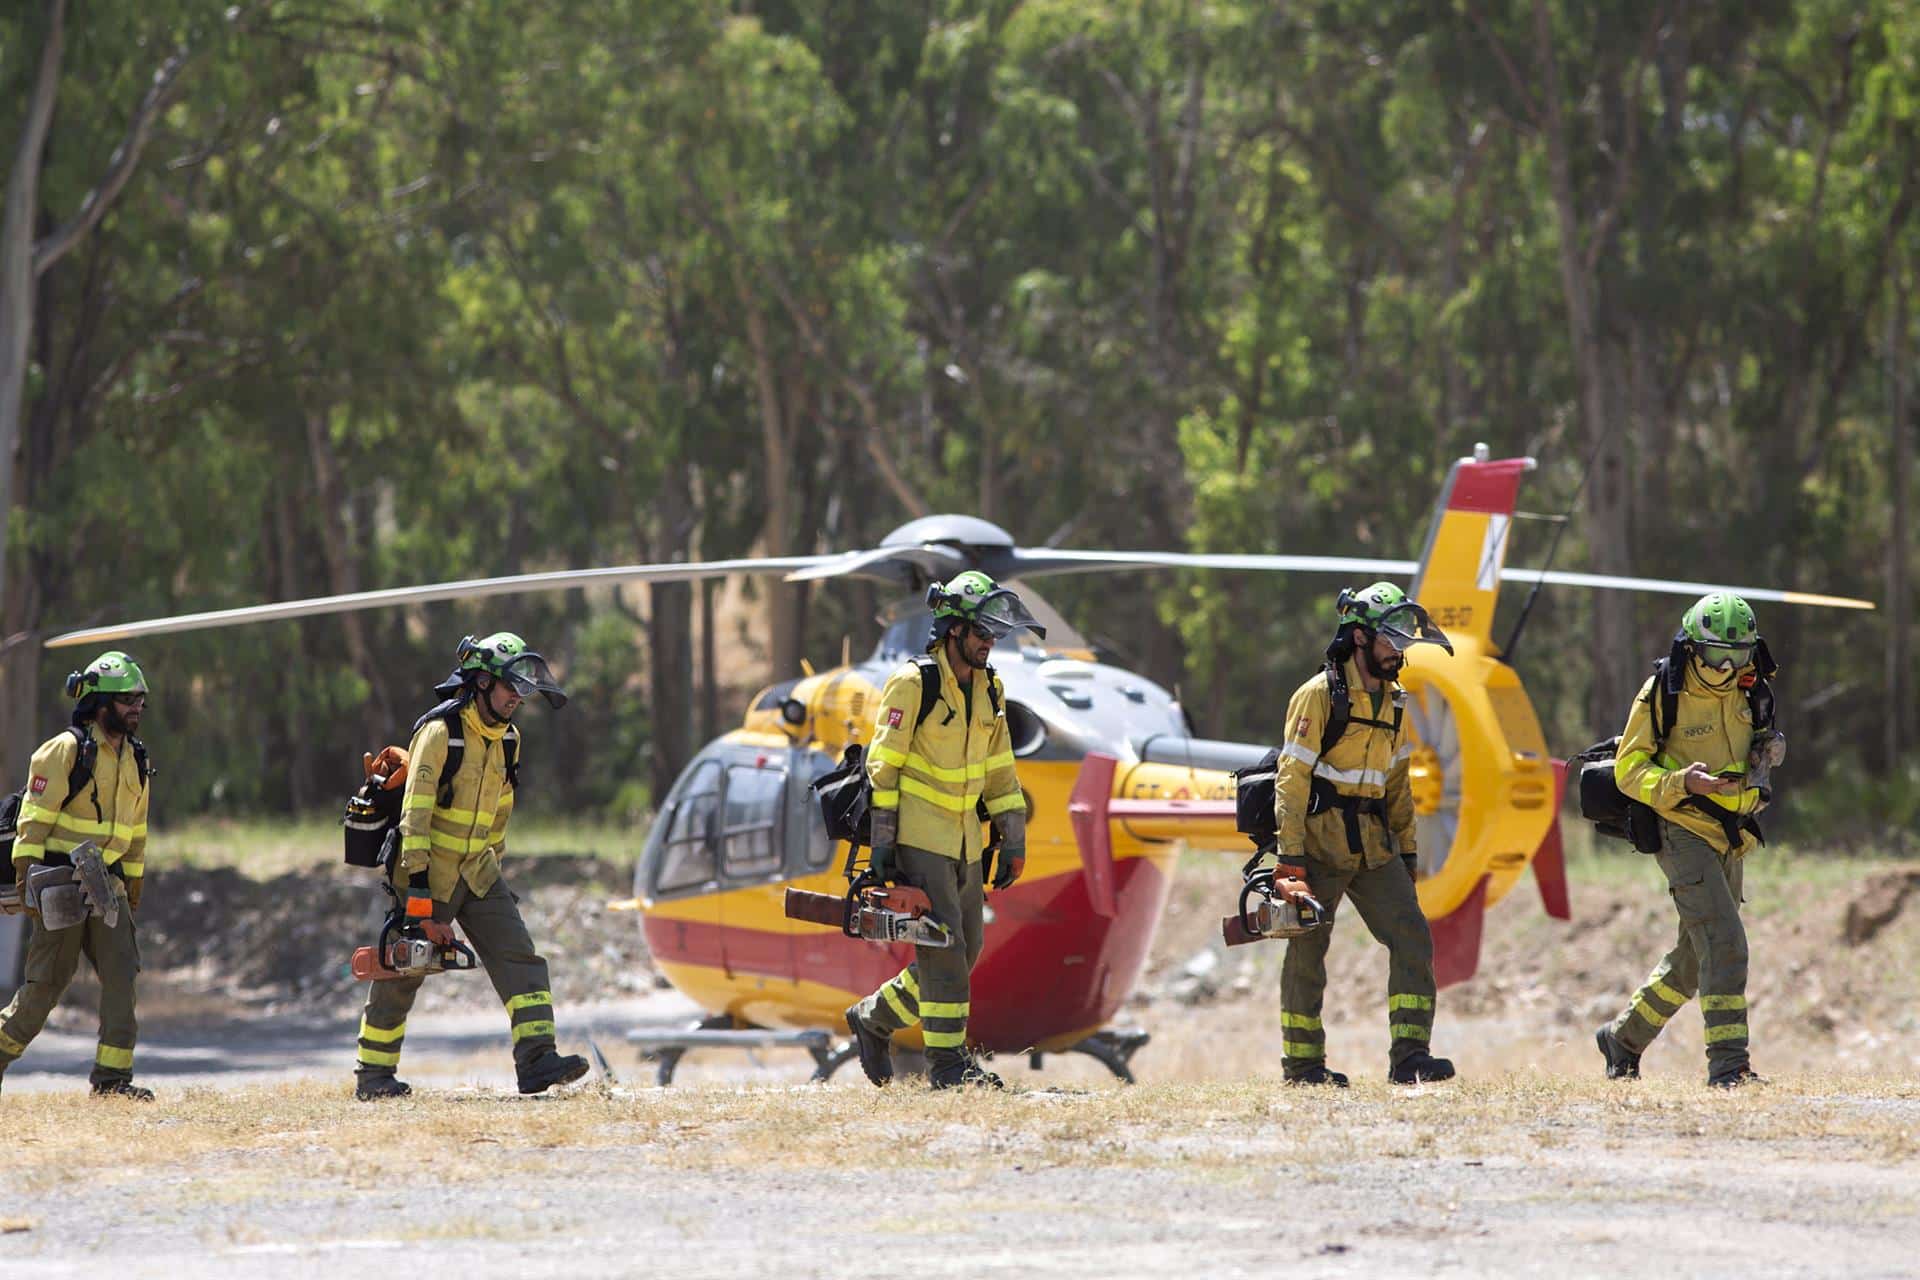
[629,1015,837,1087]
[1028,1027,1151,1084]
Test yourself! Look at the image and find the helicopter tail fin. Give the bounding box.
[1430,874,1488,988]
[1408,453,1536,652]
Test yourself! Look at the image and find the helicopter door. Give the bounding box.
[716,753,795,983]
[651,758,723,899]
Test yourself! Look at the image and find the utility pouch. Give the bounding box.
[0,789,21,876]
[1574,736,1662,854]
[811,743,872,848]
[344,778,403,868]
[1232,749,1280,847]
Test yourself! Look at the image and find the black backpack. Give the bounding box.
[0,726,150,883]
[342,699,520,868]
[1234,662,1405,850]
[1575,649,1775,854]
[808,659,1003,876]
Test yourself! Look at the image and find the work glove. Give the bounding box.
[1267,857,1313,907]
[404,869,434,921]
[868,807,899,883]
[991,813,1026,890]
[126,877,143,914]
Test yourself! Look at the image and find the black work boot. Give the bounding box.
[1708,1064,1766,1089]
[1284,1064,1351,1088]
[517,1049,590,1095]
[89,1079,155,1101]
[1595,1026,1641,1080]
[354,1073,412,1101]
[929,1053,1003,1090]
[844,1006,893,1086]
[1389,1050,1456,1085]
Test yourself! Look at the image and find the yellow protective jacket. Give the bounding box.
[1614,662,1764,855]
[397,701,518,900]
[1272,659,1417,871]
[11,727,150,882]
[866,646,1022,862]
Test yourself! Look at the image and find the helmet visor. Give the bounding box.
[970,590,1047,642]
[1374,602,1454,656]
[500,653,568,708]
[1696,640,1754,672]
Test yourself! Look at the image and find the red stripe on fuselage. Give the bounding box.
[641,854,1173,1053]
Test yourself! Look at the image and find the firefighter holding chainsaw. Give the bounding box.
[352,632,589,1101]
[1262,584,1456,1087]
[0,652,154,1098]
[1595,593,1781,1088]
[843,572,1040,1089]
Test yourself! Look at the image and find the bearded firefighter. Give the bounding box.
[0,652,155,1098]
[843,572,1040,1089]
[1261,583,1458,1086]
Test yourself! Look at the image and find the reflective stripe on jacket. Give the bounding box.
[1272,659,1417,870]
[865,647,1021,861]
[398,702,516,900]
[12,728,150,878]
[1614,664,1763,855]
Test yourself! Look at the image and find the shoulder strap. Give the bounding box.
[128,736,151,787]
[1318,663,1351,758]
[912,656,947,728]
[413,697,467,808]
[1649,658,1681,752]
[503,724,521,789]
[983,664,1003,717]
[64,725,97,798]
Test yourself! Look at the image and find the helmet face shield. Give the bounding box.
[1373,602,1454,655]
[499,652,567,708]
[969,590,1046,642]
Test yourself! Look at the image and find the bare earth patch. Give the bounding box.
[3,836,1917,1276]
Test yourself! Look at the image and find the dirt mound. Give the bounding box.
[136,856,654,1016]
[1843,870,1920,946]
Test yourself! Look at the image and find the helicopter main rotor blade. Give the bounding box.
[1006,549,1421,578]
[1498,568,1875,611]
[43,556,838,649]
[782,543,967,586]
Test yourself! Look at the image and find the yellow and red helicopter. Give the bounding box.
[43,448,1871,1082]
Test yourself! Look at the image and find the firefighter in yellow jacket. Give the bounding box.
[1596,593,1781,1088]
[0,652,154,1098]
[1265,584,1456,1086]
[843,572,1038,1089]
[352,632,589,1100]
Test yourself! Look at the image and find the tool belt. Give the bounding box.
[1307,777,1387,856]
[1677,794,1764,852]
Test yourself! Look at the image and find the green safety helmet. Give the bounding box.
[1680,592,1759,671]
[64,651,148,701]
[925,571,1046,642]
[452,631,567,708]
[1335,582,1454,655]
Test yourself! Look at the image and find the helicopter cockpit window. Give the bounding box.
[656,759,722,893]
[800,749,839,868]
[721,763,786,878]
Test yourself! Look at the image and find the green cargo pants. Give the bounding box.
[1607,820,1750,1078]
[0,883,140,1087]
[354,873,559,1081]
[850,846,985,1070]
[1280,855,1437,1078]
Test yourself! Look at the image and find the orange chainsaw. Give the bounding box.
[784,879,954,948]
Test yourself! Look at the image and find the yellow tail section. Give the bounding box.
[1408,455,1536,653]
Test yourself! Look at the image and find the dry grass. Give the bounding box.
[6,1073,1917,1192]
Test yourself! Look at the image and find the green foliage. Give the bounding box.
[3,0,1916,839]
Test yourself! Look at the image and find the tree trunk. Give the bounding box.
[736,270,800,682]
[1888,254,1912,769]
[0,0,68,627]
[646,464,694,807]
[1534,0,1639,726]
[303,409,393,740]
